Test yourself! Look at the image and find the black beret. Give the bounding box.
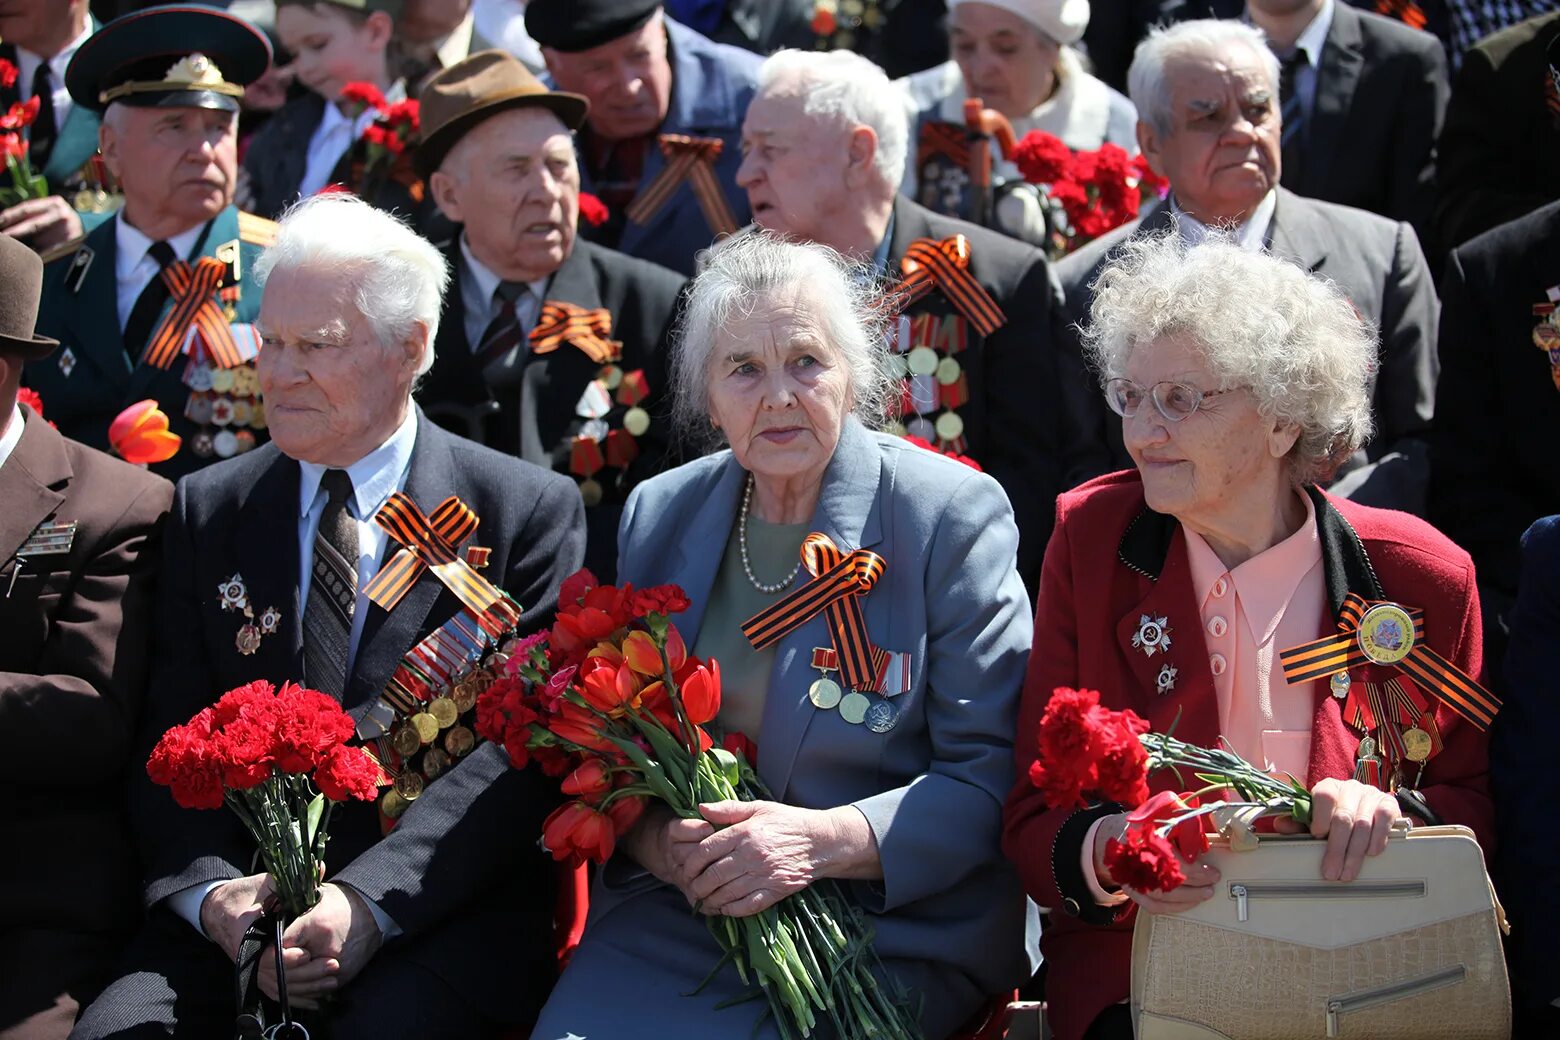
[525,0,661,53]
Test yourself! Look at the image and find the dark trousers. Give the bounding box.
[71,909,495,1040]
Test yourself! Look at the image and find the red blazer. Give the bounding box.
[1002,472,1493,1040]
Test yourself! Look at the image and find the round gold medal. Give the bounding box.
[411,712,439,745]
[934,410,965,442]
[391,724,421,757]
[1402,727,1433,763]
[934,356,961,386]
[906,346,939,376]
[445,725,476,757]
[808,678,842,710]
[1357,603,1415,664]
[838,692,870,725]
[422,748,452,780]
[623,407,651,437]
[211,367,236,394]
[428,696,459,728]
[380,789,407,819]
[578,478,604,507]
[451,682,477,713]
[395,771,425,801]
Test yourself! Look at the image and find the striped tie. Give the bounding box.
[303,469,359,700]
[475,281,530,390]
[1278,49,1308,179]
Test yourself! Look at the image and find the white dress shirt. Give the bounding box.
[15,19,92,144]
[0,403,24,471]
[1171,189,1278,253]
[458,234,548,349]
[166,409,420,942]
[114,217,204,331]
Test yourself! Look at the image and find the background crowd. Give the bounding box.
[3,0,1559,1037]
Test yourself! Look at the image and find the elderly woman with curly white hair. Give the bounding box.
[1002,233,1494,1040]
[530,231,1040,1038]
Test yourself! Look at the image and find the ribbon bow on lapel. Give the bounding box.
[142,258,244,369]
[624,133,738,236]
[741,532,887,692]
[363,492,519,634]
[1279,592,1500,730]
[887,235,1006,336]
[528,302,621,364]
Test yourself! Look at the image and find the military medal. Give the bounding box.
[445,725,476,757]
[391,723,421,757]
[934,356,961,385]
[380,788,408,819]
[1330,671,1351,699]
[906,345,939,376]
[1357,603,1414,664]
[1534,295,1560,391]
[217,574,249,612]
[623,407,650,437]
[20,519,77,558]
[258,606,281,634]
[213,431,239,458]
[864,698,899,733]
[838,691,870,725]
[422,748,452,781]
[410,711,439,744]
[934,410,965,442]
[235,623,262,656]
[395,771,425,801]
[1132,614,1172,657]
[808,647,843,709]
[1156,663,1178,695]
[1354,735,1384,787]
[428,696,459,728]
[1402,726,1432,763]
[58,347,76,377]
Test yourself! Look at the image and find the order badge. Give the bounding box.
[1357,603,1415,665]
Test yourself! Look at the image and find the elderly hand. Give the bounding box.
[0,196,83,250]
[1273,777,1402,882]
[200,872,275,963]
[258,882,383,1008]
[1092,812,1221,916]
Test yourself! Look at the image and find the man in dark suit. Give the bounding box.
[525,0,760,277]
[1247,0,1448,249]
[24,7,276,480]
[736,47,1070,587]
[1435,10,1560,251]
[72,193,586,1038]
[1060,18,1439,515]
[1427,200,1560,631]
[416,51,685,581]
[0,234,171,1040]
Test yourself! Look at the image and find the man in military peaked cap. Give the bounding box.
[23,4,279,480]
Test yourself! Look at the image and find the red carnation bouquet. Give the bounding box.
[338,82,424,204]
[1028,686,1312,893]
[147,680,382,918]
[0,62,47,208]
[477,569,920,1040]
[1011,130,1168,259]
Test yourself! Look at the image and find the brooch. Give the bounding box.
[1133,614,1172,657]
[1156,663,1178,695]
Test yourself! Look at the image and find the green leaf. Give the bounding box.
[305,792,325,846]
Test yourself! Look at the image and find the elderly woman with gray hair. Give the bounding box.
[1001,232,1494,1040]
[530,232,1039,1038]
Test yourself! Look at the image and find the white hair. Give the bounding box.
[757,49,908,191]
[1127,19,1280,138]
[254,194,450,377]
[674,232,892,449]
[1080,231,1376,485]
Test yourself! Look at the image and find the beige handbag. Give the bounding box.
[1129,824,1511,1039]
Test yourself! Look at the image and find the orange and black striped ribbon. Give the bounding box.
[529,302,621,364]
[1374,0,1427,30]
[141,257,243,370]
[741,532,888,692]
[624,134,738,236]
[1280,592,1501,731]
[918,120,971,168]
[363,492,503,616]
[885,236,1006,337]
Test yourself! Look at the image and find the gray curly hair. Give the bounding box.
[1079,231,1377,485]
[673,232,893,450]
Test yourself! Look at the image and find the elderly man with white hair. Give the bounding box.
[73,193,586,1039]
[1056,18,1440,515]
[739,46,1083,586]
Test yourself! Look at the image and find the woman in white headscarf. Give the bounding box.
[899,0,1137,245]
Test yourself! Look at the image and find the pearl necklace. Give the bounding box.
[739,475,801,594]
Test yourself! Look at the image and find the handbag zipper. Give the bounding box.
[1228,880,1426,922]
[1324,965,1466,1037]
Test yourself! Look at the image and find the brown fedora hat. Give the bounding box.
[416,50,589,180]
[0,234,58,361]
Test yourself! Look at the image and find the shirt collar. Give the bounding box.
[296,407,420,521]
[459,232,550,308]
[1184,490,1321,644]
[435,11,476,70]
[1171,189,1277,252]
[1292,0,1335,67]
[114,215,205,280]
[0,402,24,472]
[18,18,93,81]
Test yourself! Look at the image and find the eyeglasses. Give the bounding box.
[1104,379,1240,423]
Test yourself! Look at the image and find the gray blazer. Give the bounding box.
[608,417,1041,1005]
[1057,187,1440,515]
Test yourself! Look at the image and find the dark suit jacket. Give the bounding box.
[1427,199,1560,617]
[888,196,1070,589]
[0,406,171,1030]
[417,237,685,581]
[130,416,585,1022]
[1057,189,1440,514]
[1003,471,1492,1040]
[1285,4,1448,250]
[1435,11,1560,251]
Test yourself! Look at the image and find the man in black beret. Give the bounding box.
[524,0,760,277]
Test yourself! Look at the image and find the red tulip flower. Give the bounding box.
[109,399,181,465]
[542,800,616,864]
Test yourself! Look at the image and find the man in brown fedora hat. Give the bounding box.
[0,232,172,1040]
[416,48,686,581]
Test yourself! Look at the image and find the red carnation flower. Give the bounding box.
[270,682,355,773]
[17,386,43,418]
[629,584,690,618]
[578,191,609,227]
[147,709,226,810]
[340,81,388,114]
[1093,710,1151,807]
[315,744,381,802]
[1104,828,1186,892]
[1012,130,1072,185]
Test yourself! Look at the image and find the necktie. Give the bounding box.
[29,61,55,170]
[303,469,360,700]
[1278,49,1308,181]
[124,240,177,360]
[475,281,530,389]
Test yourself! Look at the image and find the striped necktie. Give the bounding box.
[303,468,359,700]
[475,281,530,389]
[1278,49,1308,178]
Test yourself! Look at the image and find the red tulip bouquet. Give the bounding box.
[0,61,46,207]
[147,680,382,918]
[477,570,921,1040]
[1028,687,1314,892]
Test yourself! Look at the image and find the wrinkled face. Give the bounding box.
[543,15,673,141]
[101,105,237,230]
[1120,332,1292,523]
[738,88,856,246]
[431,107,579,280]
[949,1,1059,119]
[0,0,82,54]
[706,286,852,485]
[257,264,423,466]
[1140,47,1281,221]
[278,3,389,101]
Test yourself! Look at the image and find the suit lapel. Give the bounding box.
[61,217,130,386]
[1266,189,1328,273]
[758,419,885,797]
[230,449,306,683]
[0,410,69,567]
[1304,5,1363,200]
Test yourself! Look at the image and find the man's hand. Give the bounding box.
[259,883,384,1009]
[200,873,274,963]
[0,196,82,250]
